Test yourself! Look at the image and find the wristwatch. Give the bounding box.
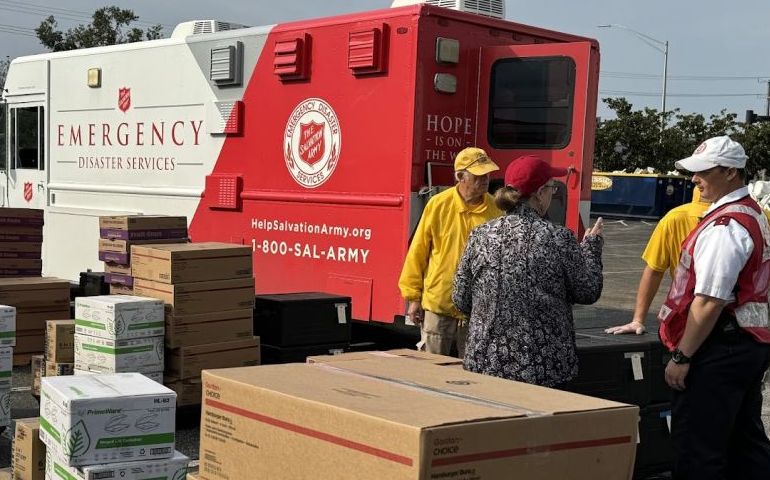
[671,348,691,365]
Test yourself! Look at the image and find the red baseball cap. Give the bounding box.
[504,155,568,196]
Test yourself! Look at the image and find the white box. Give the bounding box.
[75,334,163,374]
[0,346,12,388]
[74,368,163,385]
[75,296,164,340]
[0,383,9,427]
[39,373,176,466]
[0,305,15,346]
[46,449,189,480]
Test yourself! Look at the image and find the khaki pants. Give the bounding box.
[419,311,467,358]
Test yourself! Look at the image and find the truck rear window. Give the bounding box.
[488,56,575,149]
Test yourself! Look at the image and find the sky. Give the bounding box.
[1,0,769,121]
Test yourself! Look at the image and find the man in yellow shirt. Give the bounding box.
[398,147,503,356]
[606,189,710,335]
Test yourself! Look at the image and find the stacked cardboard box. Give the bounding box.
[0,278,70,363]
[98,216,188,295]
[131,242,259,406]
[74,296,165,382]
[13,418,46,480]
[43,320,75,379]
[39,373,189,479]
[0,208,43,278]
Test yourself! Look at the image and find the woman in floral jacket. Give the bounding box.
[453,155,604,388]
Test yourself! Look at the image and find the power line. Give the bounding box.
[0,27,36,37]
[601,89,765,98]
[0,0,172,28]
[602,71,770,81]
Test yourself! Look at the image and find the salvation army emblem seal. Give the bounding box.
[284,98,341,188]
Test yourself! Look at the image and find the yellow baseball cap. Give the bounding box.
[454,147,500,176]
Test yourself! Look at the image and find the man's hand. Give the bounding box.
[605,320,646,335]
[406,301,424,325]
[665,359,690,391]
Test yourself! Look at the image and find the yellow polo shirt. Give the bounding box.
[398,186,502,318]
[642,201,710,278]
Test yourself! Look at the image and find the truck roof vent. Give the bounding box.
[391,0,505,19]
[171,20,250,39]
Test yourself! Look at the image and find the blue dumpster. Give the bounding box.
[590,172,694,219]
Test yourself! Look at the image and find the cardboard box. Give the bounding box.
[15,331,45,354]
[199,358,639,480]
[13,418,46,480]
[186,468,199,480]
[0,278,70,312]
[39,373,176,466]
[0,384,10,427]
[109,285,134,296]
[0,468,10,480]
[31,354,44,397]
[45,361,74,377]
[45,320,75,363]
[74,369,163,384]
[133,278,255,315]
[0,242,42,259]
[0,208,43,227]
[165,309,253,349]
[166,337,259,380]
[18,311,70,334]
[104,263,132,275]
[103,273,133,287]
[45,450,189,480]
[0,226,43,243]
[0,347,13,387]
[0,305,15,346]
[98,238,188,265]
[99,216,188,241]
[131,243,252,284]
[307,348,463,366]
[75,334,164,374]
[75,296,164,340]
[163,376,201,406]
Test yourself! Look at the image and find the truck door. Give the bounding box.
[1,103,47,209]
[478,42,598,236]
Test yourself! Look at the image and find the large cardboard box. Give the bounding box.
[0,305,15,346]
[31,354,44,397]
[15,331,45,354]
[0,226,43,243]
[0,278,70,312]
[13,418,46,480]
[45,362,74,377]
[163,376,201,406]
[199,358,639,480]
[75,334,164,374]
[18,311,70,334]
[104,263,132,275]
[131,243,252,284]
[0,208,44,227]
[39,373,176,466]
[74,369,163,385]
[75,296,164,340]
[166,337,259,380]
[0,347,13,387]
[109,285,134,296]
[45,450,189,480]
[307,348,463,366]
[133,278,255,315]
[165,309,253,349]
[45,320,75,363]
[0,242,42,259]
[99,216,188,241]
[98,238,188,265]
[0,383,9,427]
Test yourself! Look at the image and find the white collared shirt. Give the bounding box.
[693,186,753,301]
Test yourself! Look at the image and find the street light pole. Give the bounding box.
[598,24,669,129]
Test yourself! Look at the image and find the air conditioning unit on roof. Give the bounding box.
[391,0,505,19]
[171,20,250,39]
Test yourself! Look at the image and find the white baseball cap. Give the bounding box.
[675,136,747,172]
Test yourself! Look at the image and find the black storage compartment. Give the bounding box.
[574,307,659,332]
[79,271,110,296]
[649,340,672,404]
[634,402,673,479]
[254,292,352,347]
[260,342,351,364]
[564,327,653,407]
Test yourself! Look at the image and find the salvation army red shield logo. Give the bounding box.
[118,87,131,112]
[298,121,325,165]
[23,182,33,202]
[284,98,341,189]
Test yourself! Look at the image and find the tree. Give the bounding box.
[0,55,9,90]
[36,6,162,52]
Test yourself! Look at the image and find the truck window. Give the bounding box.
[11,106,42,170]
[488,57,575,149]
